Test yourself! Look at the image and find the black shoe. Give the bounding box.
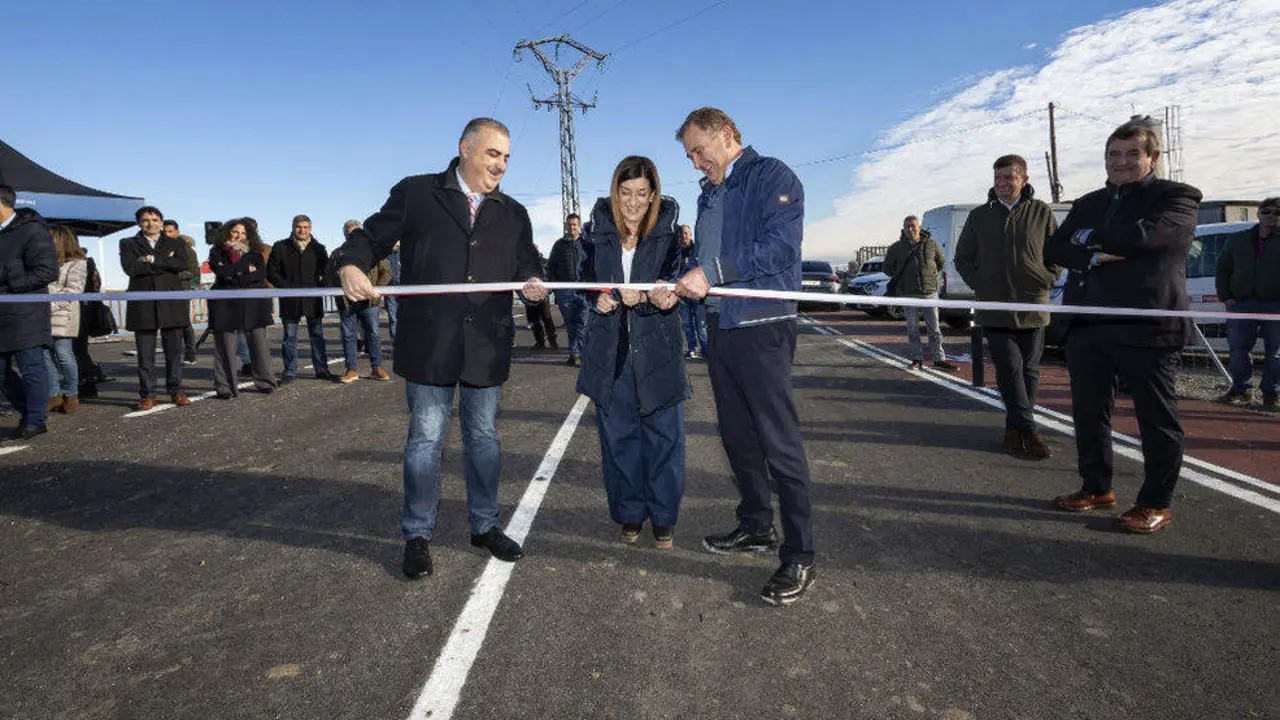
[403,537,433,578]
[79,383,99,399]
[470,528,524,562]
[532,342,547,350]
[565,355,578,367]
[702,526,779,555]
[279,376,296,386]
[240,363,252,376]
[315,370,335,381]
[909,360,923,369]
[761,562,815,606]
[215,391,234,400]
[11,425,48,441]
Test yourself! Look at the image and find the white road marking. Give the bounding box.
[0,445,30,456]
[406,394,591,720]
[123,359,345,418]
[804,321,1280,514]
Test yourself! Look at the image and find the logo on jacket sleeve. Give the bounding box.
[778,194,791,205]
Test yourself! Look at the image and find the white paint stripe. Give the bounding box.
[0,445,30,456]
[810,326,1280,514]
[406,394,590,720]
[123,359,345,418]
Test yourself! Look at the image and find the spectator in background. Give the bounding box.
[44,226,88,414]
[74,250,110,399]
[207,219,277,398]
[267,214,333,384]
[120,206,191,411]
[385,241,401,344]
[884,216,958,372]
[547,213,588,366]
[675,224,708,359]
[337,220,391,384]
[527,248,558,350]
[162,220,200,365]
[1215,196,1280,412]
[954,154,1060,459]
[0,184,58,440]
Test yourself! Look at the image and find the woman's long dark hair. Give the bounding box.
[218,217,267,254]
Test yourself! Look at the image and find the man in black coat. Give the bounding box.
[547,213,588,365]
[334,117,549,578]
[267,214,332,383]
[1045,122,1202,535]
[120,206,192,411]
[0,185,58,440]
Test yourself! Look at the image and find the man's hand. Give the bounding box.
[648,285,679,311]
[522,277,549,303]
[143,255,154,264]
[596,293,618,314]
[674,267,710,299]
[619,289,644,307]
[339,265,379,303]
[248,265,257,273]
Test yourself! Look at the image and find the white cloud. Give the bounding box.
[1023,42,1038,50]
[805,0,1280,262]
[525,194,566,255]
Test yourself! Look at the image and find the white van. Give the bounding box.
[923,203,1073,328]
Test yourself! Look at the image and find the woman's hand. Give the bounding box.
[596,293,618,313]
[619,289,644,307]
[648,286,679,311]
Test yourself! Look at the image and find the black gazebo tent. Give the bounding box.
[0,139,144,237]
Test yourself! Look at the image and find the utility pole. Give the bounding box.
[1164,105,1185,183]
[514,35,608,220]
[1047,102,1063,203]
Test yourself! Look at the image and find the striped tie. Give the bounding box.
[468,193,481,227]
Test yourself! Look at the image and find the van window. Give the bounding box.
[1187,233,1231,279]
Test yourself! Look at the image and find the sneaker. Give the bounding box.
[340,368,359,384]
[702,526,779,555]
[371,367,392,381]
[1218,388,1253,405]
[620,522,643,545]
[403,537,433,578]
[761,562,815,606]
[932,359,959,372]
[653,525,674,550]
[182,354,198,366]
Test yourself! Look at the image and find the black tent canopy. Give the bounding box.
[1,139,145,237]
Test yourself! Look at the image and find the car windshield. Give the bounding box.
[802,261,833,273]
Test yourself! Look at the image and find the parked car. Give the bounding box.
[801,260,842,310]
[845,266,893,318]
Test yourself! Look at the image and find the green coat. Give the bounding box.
[954,187,1060,329]
[883,230,943,298]
[1215,227,1280,303]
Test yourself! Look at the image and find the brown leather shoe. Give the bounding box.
[340,368,359,384]
[62,395,80,414]
[1116,505,1172,534]
[170,394,191,407]
[1053,490,1117,512]
[135,397,155,411]
[48,396,64,413]
[1021,432,1051,460]
[1002,428,1024,455]
[371,367,392,381]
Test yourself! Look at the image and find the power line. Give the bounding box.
[533,0,593,36]
[609,0,734,55]
[568,0,633,35]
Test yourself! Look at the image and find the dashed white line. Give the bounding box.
[406,394,590,720]
[0,445,30,456]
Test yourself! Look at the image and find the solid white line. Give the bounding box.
[123,359,345,418]
[406,393,591,720]
[812,325,1280,514]
[0,445,29,456]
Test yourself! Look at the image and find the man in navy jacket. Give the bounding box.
[672,107,815,606]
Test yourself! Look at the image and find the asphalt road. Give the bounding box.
[0,314,1275,720]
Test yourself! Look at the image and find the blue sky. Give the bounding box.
[7,0,1274,289]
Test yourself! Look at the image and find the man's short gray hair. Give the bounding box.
[460,117,510,146]
[903,215,920,225]
[343,219,362,233]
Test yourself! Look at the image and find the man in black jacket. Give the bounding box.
[335,117,549,578]
[1045,122,1202,534]
[547,213,587,365]
[121,206,192,411]
[0,185,58,440]
[267,214,332,383]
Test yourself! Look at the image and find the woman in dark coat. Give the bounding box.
[577,156,689,548]
[207,219,276,398]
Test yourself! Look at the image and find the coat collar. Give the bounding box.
[436,157,511,235]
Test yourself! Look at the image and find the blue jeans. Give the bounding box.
[384,296,398,344]
[282,316,328,378]
[402,382,504,540]
[1226,300,1280,396]
[340,305,383,370]
[2,347,49,429]
[555,292,587,357]
[678,298,708,355]
[45,338,79,397]
[236,331,250,366]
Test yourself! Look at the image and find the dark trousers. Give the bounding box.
[182,327,197,359]
[281,316,328,378]
[213,327,276,395]
[595,353,686,527]
[706,315,814,565]
[529,302,557,348]
[135,328,185,398]
[1066,326,1184,509]
[72,336,103,385]
[1,347,49,430]
[985,327,1044,433]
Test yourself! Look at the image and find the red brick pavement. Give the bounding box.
[808,311,1280,487]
